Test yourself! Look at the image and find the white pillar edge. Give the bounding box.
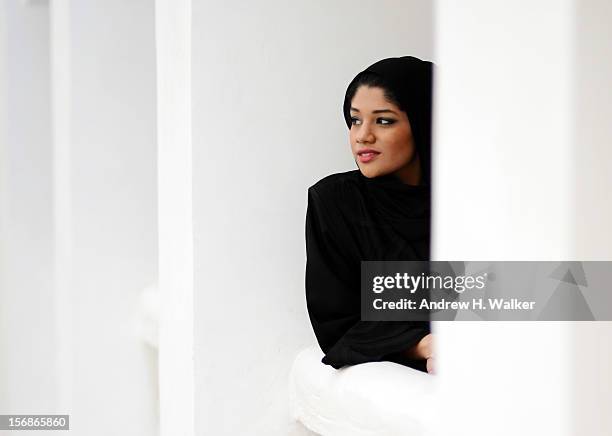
[0,0,7,278]
[155,0,195,435]
[0,4,8,400]
[50,0,73,414]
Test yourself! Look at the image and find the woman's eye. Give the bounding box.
[350,117,362,126]
[378,118,396,125]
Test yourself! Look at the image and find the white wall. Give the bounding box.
[189,1,433,434]
[50,1,159,435]
[0,0,56,414]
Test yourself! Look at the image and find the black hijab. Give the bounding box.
[305,56,434,371]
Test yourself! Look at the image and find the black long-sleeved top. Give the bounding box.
[305,169,431,371]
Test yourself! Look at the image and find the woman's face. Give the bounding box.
[349,85,420,184]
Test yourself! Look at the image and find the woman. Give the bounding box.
[305,56,435,374]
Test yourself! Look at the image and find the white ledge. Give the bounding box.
[289,346,435,436]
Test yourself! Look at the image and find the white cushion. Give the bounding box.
[289,346,435,436]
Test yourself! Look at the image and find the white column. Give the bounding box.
[49,1,158,434]
[0,0,55,413]
[433,0,612,435]
[155,1,195,435]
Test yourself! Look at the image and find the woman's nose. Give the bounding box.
[356,123,375,144]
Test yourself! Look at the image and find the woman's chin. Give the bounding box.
[358,166,384,179]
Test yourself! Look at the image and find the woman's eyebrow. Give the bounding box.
[350,107,398,115]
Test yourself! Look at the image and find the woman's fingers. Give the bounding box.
[426,357,435,374]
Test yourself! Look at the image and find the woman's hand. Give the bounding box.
[406,333,433,359]
[405,333,435,373]
[416,333,434,359]
[426,356,435,374]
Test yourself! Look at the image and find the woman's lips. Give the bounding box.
[357,150,380,163]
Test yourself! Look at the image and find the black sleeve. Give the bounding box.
[305,186,430,370]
